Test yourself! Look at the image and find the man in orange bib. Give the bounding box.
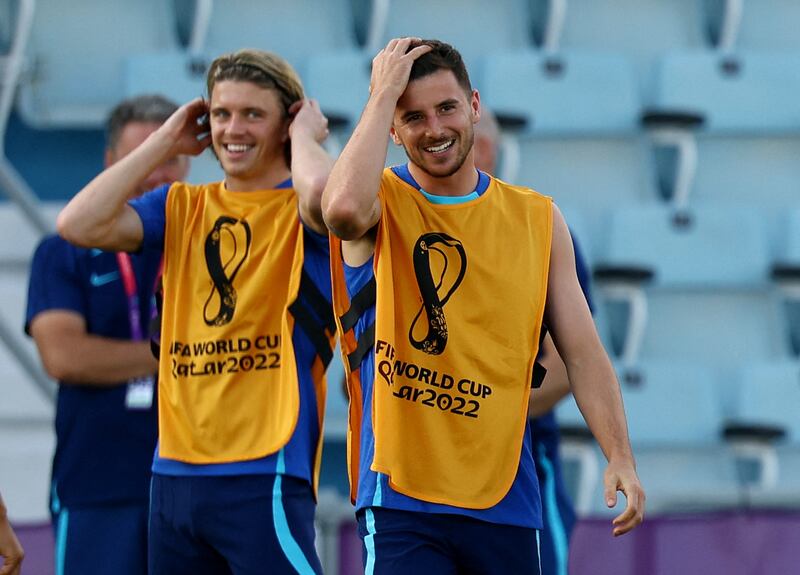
[323,38,645,574]
[58,49,335,574]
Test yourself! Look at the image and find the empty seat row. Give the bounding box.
[555,359,800,515]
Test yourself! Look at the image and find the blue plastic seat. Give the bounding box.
[16,0,179,127]
[654,51,800,134]
[381,0,535,73]
[599,204,788,364]
[202,0,358,69]
[479,50,646,252]
[556,360,740,515]
[733,360,800,443]
[649,51,800,249]
[302,51,372,133]
[736,0,800,51]
[480,50,640,136]
[604,204,769,288]
[557,0,706,103]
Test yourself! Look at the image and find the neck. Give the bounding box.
[407,154,479,197]
[224,159,291,192]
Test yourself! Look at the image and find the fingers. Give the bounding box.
[610,484,645,537]
[604,475,618,509]
[406,44,433,61]
[193,133,213,155]
[183,97,209,119]
[288,99,330,143]
[603,464,645,537]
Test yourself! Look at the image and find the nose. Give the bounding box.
[423,116,446,140]
[225,113,246,136]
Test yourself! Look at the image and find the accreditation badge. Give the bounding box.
[125,376,155,410]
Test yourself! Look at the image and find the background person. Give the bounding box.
[25,94,188,575]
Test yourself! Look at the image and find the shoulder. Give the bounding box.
[33,234,84,266]
[491,177,552,204]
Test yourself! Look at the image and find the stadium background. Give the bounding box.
[2,0,800,573]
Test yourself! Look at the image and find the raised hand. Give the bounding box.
[157,97,213,158]
[369,37,433,102]
[288,99,329,144]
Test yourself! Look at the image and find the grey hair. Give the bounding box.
[105,94,179,150]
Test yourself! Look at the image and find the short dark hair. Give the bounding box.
[106,94,179,150]
[407,39,472,94]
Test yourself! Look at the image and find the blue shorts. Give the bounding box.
[149,473,322,575]
[357,507,542,575]
[53,503,148,575]
[535,441,577,575]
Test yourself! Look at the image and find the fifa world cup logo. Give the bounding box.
[409,232,467,355]
[203,216,252,326]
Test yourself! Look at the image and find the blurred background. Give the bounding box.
[2,0,800,573]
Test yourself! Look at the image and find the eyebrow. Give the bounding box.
[399,98,461,122]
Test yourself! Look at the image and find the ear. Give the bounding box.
[390,125,402,146]
[281,117,291,143]
[471,89,481,125]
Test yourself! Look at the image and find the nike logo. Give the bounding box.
[89,271,120,286]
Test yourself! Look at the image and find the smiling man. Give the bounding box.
[57,50,335,575]
[322,38,645,574]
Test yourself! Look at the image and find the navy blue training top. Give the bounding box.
[25,234,161,509]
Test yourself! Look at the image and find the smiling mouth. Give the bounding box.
[224,144,254,154]
[424,139,455,154]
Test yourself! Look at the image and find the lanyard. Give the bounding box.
[115,252,143,341]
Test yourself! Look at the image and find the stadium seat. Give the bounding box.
[653,51,800,134]
[479,50,647,254]
[556,0,707,103]
[381,0,536,73]
[724,360,800,505]
[623,360,741,514]
[200,0,359,70]
[480,50,640,136]
[557,360,741,515]
[301,50,372,151]
[736,0,800,51]
[596,204,788,369]
[604,204,769,288]
[16,0,180,127]
[648,51,800,246]
[732,360,800,444]
[124,51,208,106]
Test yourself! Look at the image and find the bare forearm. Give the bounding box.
[322,91,395,240]
[57,134,171,251]
[292,134,334,234]
[568,350,634,464]
[43,338,157,385]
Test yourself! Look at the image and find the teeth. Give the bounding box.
[226,144,252,153]
[425,140,454,153]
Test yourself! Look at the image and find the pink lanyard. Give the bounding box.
[115,252,143,342]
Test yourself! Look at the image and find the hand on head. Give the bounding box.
[369,37,433,101]
[159,97,213,157]
[288,99,329,144]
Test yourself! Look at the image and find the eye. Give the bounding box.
[211,109,228,120]
[246,110,262,119]
[440,103,456,113]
